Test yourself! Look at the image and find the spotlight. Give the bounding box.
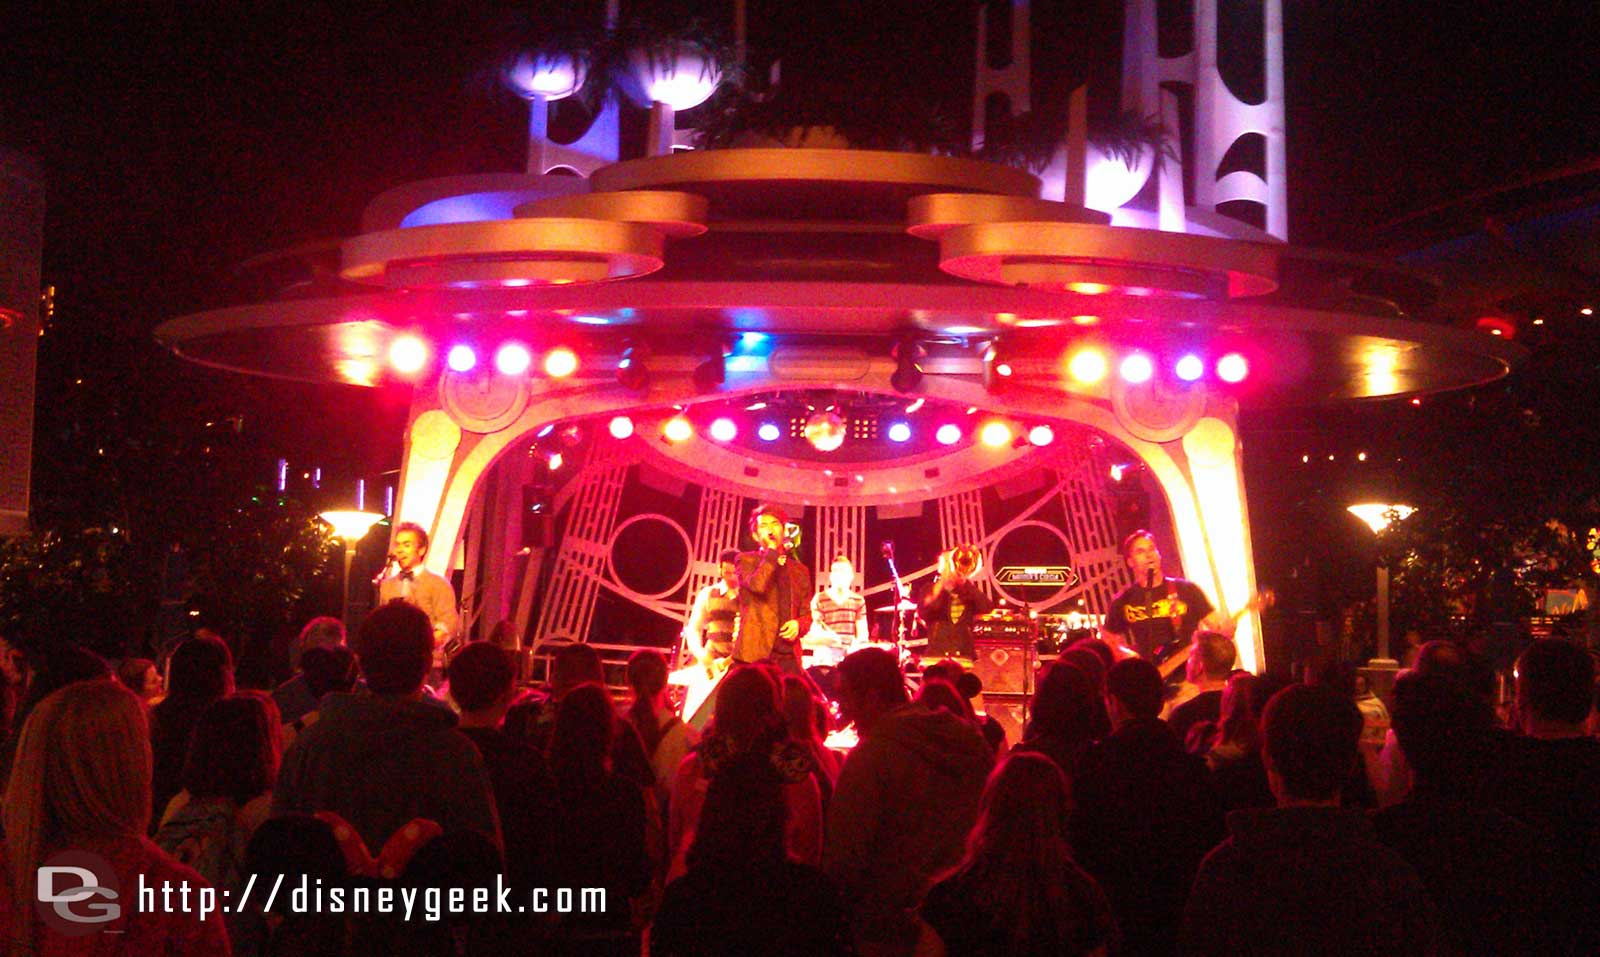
[389,336,429,374]
[709,418,738,442]
[757,422,781,442]
[544,346,578,378]
[891,339,924,393]
[1216,353,1249,383]
[887,422,912,443]
[662,416,693,443]
[547,452,564,471]
[446,344,478,373]
[1174,354,1205,382]
[935,424,962,446]
[1067,348,1107,384]
[804,409,847,453]
[979,421,1013,447]
[495,342,532,376]
[617,345,649,392]
[608,416,635,439]
[1119,352,1154,384]
[1027,424,1055,447]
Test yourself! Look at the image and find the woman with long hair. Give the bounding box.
[1,678,230,954]
[780,675,840,797]
[1202,670,1287,811]
[650,753,851,956]
[546,683,650,940]
[915,752,1116,956]
[625,648,697,811]
[667,665,822,879]
[154,693,282,895]
[149,635,234,828]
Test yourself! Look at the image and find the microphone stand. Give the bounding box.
[881,542,909,667]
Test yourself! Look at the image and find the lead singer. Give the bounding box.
[733,504,813,676]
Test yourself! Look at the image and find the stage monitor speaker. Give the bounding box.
[973,639,1033,696]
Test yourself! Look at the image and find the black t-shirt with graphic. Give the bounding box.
[1104,578,1213,658]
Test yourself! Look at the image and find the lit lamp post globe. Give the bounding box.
[1347,503,1415,670]
[504,51,587,101]
[320,509,387,625]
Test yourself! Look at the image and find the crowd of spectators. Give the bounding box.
[3,614,1599,956]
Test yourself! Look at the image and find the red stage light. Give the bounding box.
[544,346,579,378]
[389,336,429,374]
[936,423,962,445]
[1027,424,1055,447]
[446,344,477,373]
[1175,354,1205,382]
[709,417,738,442]
[608,416,635,439]
[495,342,532,376]
[1216,353,1248,383]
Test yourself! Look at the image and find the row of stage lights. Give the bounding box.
[388,335,1249,387]
[602,414,1056,450]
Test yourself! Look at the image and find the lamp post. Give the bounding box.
[1347,503,1415,668]
[319,509,386,626]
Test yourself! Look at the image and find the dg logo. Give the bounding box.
[37,850,121,936]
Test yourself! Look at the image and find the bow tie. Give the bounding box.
[399,569,415,582]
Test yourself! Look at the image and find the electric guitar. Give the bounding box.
[1152,589,1276,681]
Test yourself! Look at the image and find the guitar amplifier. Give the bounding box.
[979,693,1029,747]
[972,638,1034,696]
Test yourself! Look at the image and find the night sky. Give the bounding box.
[3,0,1598,503]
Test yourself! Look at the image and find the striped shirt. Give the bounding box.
[813,591,866,640]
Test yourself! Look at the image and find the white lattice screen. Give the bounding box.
[531,441,630,646]
[812,505,868,590]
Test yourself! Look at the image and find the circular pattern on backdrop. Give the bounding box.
[988,520,1078,608]
[608,514,693,600]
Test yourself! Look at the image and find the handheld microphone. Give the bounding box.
[1145,568,1158,589]
[880,541,895,559]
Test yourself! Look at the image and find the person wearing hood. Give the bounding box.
[272,600,501,855]
[1180,684,1438,955]
[825,647,994,956]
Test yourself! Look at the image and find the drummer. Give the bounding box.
[806,555,869,666]
[920,545,993,661]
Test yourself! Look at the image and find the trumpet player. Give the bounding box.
[920,544,992,660]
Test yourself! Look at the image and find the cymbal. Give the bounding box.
[872,599,919,612]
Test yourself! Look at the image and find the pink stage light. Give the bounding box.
[1216,353,1249,383]
[663,416,693,443]
[608,416,635,440]
[1119,353,1154,384]
[1175,354,1205,382]
[389,336,429,374]
[1027,424,1055,447]
[757,422,781,442]
[544,346,579,378]
[446,344,477,373]
[936,423,962,446]
[709,417,738,442]
[495,342,532,376]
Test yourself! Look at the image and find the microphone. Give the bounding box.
[880,541,895,559]
[1145,568,1158,589]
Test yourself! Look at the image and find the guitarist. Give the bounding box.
[1102,529,1232,661]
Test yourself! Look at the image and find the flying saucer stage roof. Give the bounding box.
[157,148,1519,405]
